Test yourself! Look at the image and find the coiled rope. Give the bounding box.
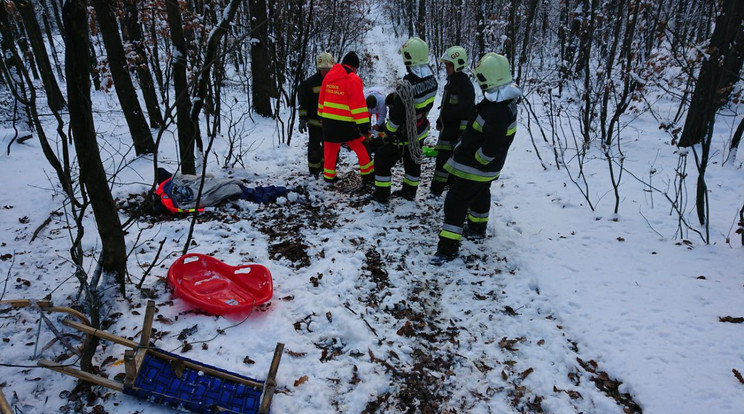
[395,80,424,164]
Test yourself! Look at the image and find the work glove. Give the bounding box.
[298,119,307,133]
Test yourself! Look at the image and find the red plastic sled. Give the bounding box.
[167,253,273,315]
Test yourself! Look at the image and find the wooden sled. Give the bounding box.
[31,300,283,414]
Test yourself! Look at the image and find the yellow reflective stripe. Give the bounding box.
[308,119,322,127]
[299,110,308,116]
[386,120,399,132]
[403,177,420,187]
[414,95,435,109]
[439,229,462,241]
[312,86,321,93]
[467,214,489,223]
[444,162,500,182]
[324,102,351,111]
[473,115,485,132]
[507,121,517,135]
[355,118,369,125]
[350,107,368,114]
[360,160,374,174]
[308,161,322,168]
[375,180,391,187]
[321,113,355,122]
[475,151,491,165]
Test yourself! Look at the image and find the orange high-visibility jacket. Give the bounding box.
[318,64,370,143]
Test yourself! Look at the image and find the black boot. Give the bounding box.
[429,180,445,197]
[392,184,417,201]
[430,237,459,265]
[371,186,390,204]
[463,222,487,240]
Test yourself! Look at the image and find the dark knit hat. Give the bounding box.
[156,167,172,184]
[341,52,360,68]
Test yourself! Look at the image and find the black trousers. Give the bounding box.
[308,126,324,175]
[373,143,421,197]
[440,177,492,245]
[430,148,453,194]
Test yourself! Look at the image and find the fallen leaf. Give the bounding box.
[719,316,744,323]
[733,369,744,384]
[294,375,308,387]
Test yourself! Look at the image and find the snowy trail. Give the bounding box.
[232,156,640,413]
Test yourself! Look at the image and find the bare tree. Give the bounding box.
[678,0,744,230]
[165,0,198,174]
[15,0,66,111]
[249,0,273,117]
[121,0,163,129]
[64,0,128,290]
[91,0,155,155]
[679,0,744,148]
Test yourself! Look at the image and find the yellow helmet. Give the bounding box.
[473,53,512,90]
[316,52,335,70]
[439,46,468,72]
[399,37,429,66]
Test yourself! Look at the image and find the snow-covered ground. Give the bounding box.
[1,9,743,414]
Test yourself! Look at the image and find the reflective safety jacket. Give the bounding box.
[318,64,370,143]
[444,97,518,182]
[298,72,324,128]
[436,71,475,150]
[155,178,204,214]
[384,71,438,145]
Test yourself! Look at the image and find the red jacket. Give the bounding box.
[318,64,370,143]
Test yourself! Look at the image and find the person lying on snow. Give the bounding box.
[154,168,290,214]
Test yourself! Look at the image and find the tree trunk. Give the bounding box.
[16,0,65,111]
[40,5,64,80]
[679,0,744,147]
[17,26,39,80]
[63,0,127,293]
[43,0,63,33]
[121,0,163,129]
[91,0,155,155]
[88,35,101,91]
[0,2,32,129]
[249,0,273,117]
[416,0,426,40]
[165,0,198,174]
[190,0,243,129]
[476,0,485,58]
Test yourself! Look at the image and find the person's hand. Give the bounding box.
[298,119,307,133]
[372,124,380,131]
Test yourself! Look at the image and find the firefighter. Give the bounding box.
[298,51,335,177]
[429,46,475,197]
[371,37,438,203]
[431,53,522,264]
[317,52,374,183]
